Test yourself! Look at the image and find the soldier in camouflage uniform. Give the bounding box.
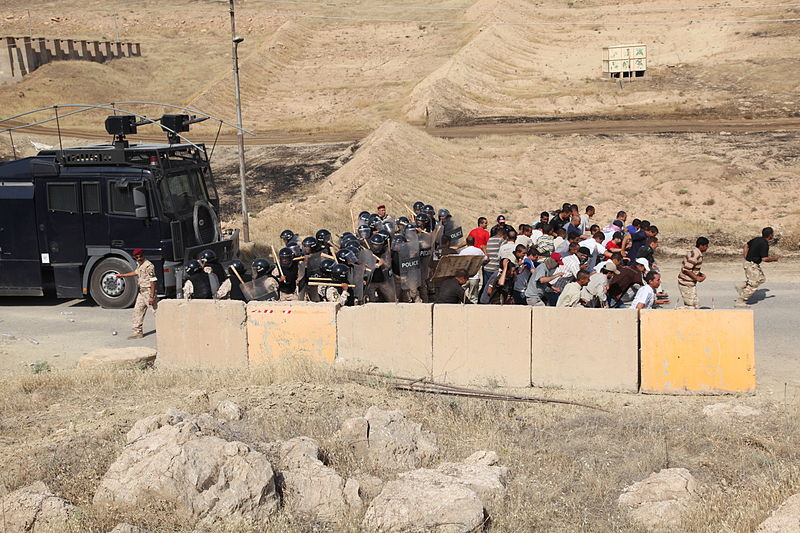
[116,248,157,339]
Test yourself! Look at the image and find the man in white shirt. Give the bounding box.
[498,228,519,265]
[458,235,486,304]
[580,206,595,235]
[551,246,589,291]
[579,231,609,271]
[581,262,618,308]
[632,271,667,309]
[515,224,534,249]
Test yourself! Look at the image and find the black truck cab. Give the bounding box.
[0,121,237,308]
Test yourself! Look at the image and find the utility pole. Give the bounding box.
[229,0,250,242]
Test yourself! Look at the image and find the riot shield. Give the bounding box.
[359,249,378,284]
[398,232,421,291]
[239,277,279,302]
[382,219,396,236]
[443,217,463,247]
[350,264,366,304]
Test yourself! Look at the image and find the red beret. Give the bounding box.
[132,248,144,257]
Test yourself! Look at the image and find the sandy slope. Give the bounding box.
[245,120,800,251]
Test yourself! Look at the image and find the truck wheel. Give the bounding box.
[89,257,138,309]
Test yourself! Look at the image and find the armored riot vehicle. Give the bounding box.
[0,113,238,308]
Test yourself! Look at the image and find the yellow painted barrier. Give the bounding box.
[640,310,755,394]
[247,302,337,365]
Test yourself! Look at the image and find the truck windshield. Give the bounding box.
[159,170,209,217]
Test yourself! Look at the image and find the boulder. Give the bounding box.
[277,437,361,522]
[337,406,438,471]
[78,347,157,369]
[618,468,698,531]
[362,478,484,533]
[400,450,508,500]
[702,403,761,419]
[215,400,243,421]
[352,473,385,502]
[94,410,278,527]
[0,481,79,532]
[756,493,800,533]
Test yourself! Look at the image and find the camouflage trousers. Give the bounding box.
[740,261,766,301]
[132,290,157,335]
[678,284,698,309]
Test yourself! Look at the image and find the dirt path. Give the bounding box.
[5,116,800,146]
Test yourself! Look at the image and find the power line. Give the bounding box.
[252,11,800,24]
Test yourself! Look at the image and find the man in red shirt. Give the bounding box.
[467,217,490,253]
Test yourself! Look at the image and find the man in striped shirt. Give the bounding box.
[677,237,709,309]
[482,230,506,289]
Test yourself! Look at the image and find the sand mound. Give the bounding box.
[247,122,800,251]
[248,120,477,242]
[406,0,800,126]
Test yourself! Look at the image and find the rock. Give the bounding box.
[344,478,362,511]
[78,347,157,369]
[618,468,698,531]
[353,473,385,501]
[277,437,360,522]
[464,450,499,466]
[337,406,438,471]
[702,403,761,419]
[109,524,145,533]
[215,400,243,421]
[278,436,322,469]
[362,478,484,533]
[756,493,800,533]
[400,451,508,500]
[0,481,80,532]
[94,410,278,527]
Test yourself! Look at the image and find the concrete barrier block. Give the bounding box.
[531,308,639,392]
[155,299,248,368]
[337,303,433,378]
[640,310,756,394]
[432,304,531,388]
[247,302,337,365]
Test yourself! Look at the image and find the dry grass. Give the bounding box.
[1,359,799,532]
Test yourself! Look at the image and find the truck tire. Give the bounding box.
[89,257,138,309]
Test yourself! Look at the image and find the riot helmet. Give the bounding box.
[280,229,295,243]
[336,248,358,265]
[252,258,273,277]
[358,211,370,225]
[357,224,372,240]
[278,247,294,266]
[423,205,435,217]
[198,249,217,264]
[185,260,203,275]
[330,263,350,284]
[315,229,332,244]
[368,233,387,255]
[228,259,246,276]
[414,212,430,229]
[288,243,303,257]
[368,213,382,229]
[412,201,425,214]
[438,208,450,219]
[345,241,363,255]
[320,258,336,277]
[397,216,410,228]
[301,236,318,254]
[377,229,392,243]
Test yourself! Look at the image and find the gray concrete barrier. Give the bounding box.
[156,299,248,369]
[337,303,433,378]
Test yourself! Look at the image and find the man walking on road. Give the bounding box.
[116,248,157,339]
[677,237,709,309]
[736,227,779,307]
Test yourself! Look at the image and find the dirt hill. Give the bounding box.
[244,120,800,253]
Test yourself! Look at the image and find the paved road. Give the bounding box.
[1,275,795,396]
[5,116,800,145]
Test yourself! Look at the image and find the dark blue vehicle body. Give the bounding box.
[0,141,238,308]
